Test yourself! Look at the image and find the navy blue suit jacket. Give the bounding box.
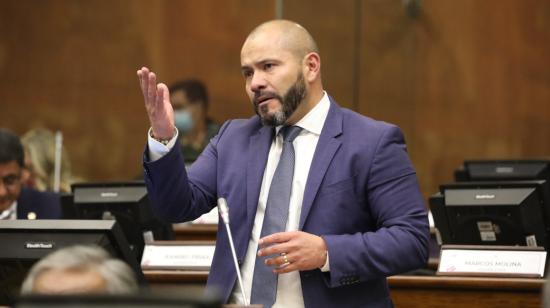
[17,187,62,219]
[143,99,429,307]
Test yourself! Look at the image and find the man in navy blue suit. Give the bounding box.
[138,20,429,307]
[0,128,61,220]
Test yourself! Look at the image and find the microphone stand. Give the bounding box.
[218,198,249,306]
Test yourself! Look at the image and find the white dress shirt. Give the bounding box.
[0,201,17,220]
[148,92,331,308]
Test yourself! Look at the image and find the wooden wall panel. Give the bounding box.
[282,0,357,110]
[159,0,274,122]
[1,0,549,201]
[0,0,274,181]
[358,0,550,198]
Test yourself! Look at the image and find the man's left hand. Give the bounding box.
[257,231,327,274]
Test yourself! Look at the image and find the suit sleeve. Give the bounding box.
[321,125,429,287]
[142,120,232,223]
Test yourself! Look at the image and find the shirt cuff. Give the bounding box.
[320,251,330,272]
[147,127,179,162]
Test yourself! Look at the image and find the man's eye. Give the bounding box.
[264,63,274,70]
[243,71,253,78]
[2,175,19,186]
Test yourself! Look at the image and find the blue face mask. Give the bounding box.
[174,110,194,133]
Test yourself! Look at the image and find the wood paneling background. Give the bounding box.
[358,0,550,197]
[0,0,549,199]
[0,0,273,180]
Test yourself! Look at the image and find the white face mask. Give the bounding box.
[174,110,194,133]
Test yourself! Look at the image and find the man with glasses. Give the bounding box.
[0,128,61,220]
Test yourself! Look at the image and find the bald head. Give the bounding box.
[240,20,323,127]
[244,20,319,61]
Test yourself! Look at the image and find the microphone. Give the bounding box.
[218,198,248,306]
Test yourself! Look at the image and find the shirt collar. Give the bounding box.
[276,91,330,136]
[0,201,17,220]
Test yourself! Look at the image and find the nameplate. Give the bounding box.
[141,242,215,270]
[437,245,547,278]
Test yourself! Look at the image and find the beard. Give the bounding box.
[253,72,307,127]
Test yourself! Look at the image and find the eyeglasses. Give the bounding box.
[0,174,20,188]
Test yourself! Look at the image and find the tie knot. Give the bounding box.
[280,126,302,142]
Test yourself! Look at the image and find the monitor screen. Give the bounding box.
[430,180,550,250]
[62,181,174,262]
[454,159,550,182]
[0,219,146,306]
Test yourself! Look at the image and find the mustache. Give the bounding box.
[253,91,281,106]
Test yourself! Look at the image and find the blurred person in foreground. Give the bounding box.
[20,245,138,295]
[0,128,60,220]
[21,128,76,193]
[169,80,220,163]
[138,20,429,307]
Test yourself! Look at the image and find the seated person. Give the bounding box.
[21,128,77,193]
[0,128,61,219]
[20,245,138,295]
[169,79,220,163]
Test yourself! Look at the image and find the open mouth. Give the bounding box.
[254,93,278,107]
[257,98,275,107]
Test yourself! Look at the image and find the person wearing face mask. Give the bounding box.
[169,80,220,163]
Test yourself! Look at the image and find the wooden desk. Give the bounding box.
[389,275,543,308]
[167,225,545,306]
[173,223,217,241]
[143,270,544,308]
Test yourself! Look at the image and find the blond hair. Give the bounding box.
[21,128,73,193]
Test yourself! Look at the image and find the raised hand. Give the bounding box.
[137,67,175,140]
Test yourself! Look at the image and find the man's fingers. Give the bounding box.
[258,231,302,257]
[273,263,297,274]
[264,252,296,267]
[137,69,146,98]
[272,254,298,274]
[137,67,150,100]
[257,242,291,257]
[157,83,170,105]
[138,66,174,138]
[147,72,157,107]
[156,84,165,107]
[259,231,294,245]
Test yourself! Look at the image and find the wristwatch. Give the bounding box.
[150,129,173,145]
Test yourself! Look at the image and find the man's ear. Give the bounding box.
[303,52,321,82]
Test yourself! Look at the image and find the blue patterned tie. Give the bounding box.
[250,125,302,307]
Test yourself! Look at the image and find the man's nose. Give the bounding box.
[250,72,267,92]
[0,182,7,196]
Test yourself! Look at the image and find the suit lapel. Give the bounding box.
[246,125,275,224]
[16,187,30,219]
[299,99,343,229]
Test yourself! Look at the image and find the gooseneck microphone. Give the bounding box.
[218,198,249,306]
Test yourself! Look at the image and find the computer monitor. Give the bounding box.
[62,181,174,262]
[454,159,550,182]
[430,180,550,250]
[0,219,146,306]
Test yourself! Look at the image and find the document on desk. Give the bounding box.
[141,243,215,270]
